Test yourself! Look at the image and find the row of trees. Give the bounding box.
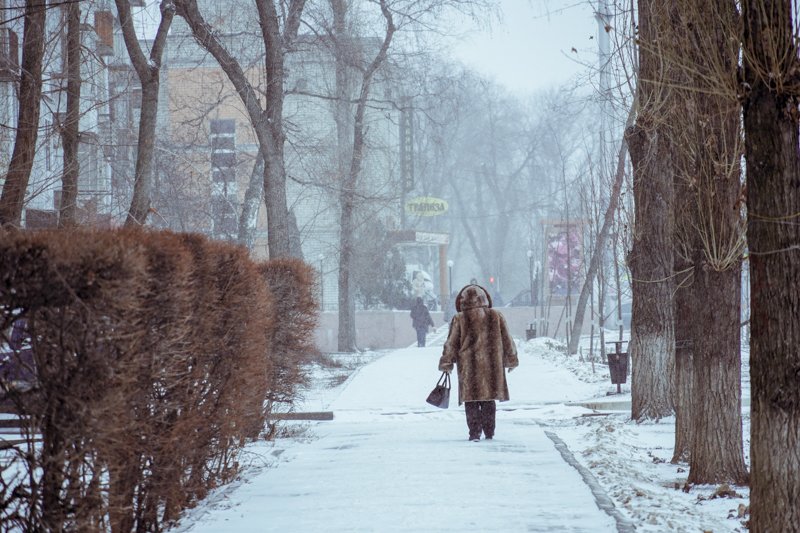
[609,1,799,530]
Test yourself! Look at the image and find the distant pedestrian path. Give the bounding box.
[179,335,622,532]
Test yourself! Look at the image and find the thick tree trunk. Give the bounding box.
[337,195,356,351]
[688,255,747,483]
[58,1,81,227]
[662,0,746,480]
[627,120,675,421]
[683,0,747,485]
[742,0,800,528]
[671,331,692,461]
[670,54,694,462]
[0,0,46,226]
[627,1,676,422]
[332,0,356,351]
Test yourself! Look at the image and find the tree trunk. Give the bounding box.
[264,162,293,257]
[688,252,747,483]
[124,79,161,226]
[669,18,696,463]
[742,0,800,528]
[0,0,46,226]
[58,1,81,227]
[671,242,693,463]
[627,1,676,422]
[332,0,356,351]
[679,0,747,485]
[258,0,298,258]
[627,119,675,421]
[237,152,265,249]
[117,0,174,228]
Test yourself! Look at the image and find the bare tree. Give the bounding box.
[627,0,676,421]
[433,75,560,294]
[116,0,175,227]
[741,0,800,529]
[0,0,46,226]
[174,0,305,258]
[329,0,395,351]
[675,0,748,485]
[629,0,749,481]
[567,102,635,355]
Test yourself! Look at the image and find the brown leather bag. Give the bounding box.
[425,372,451,409]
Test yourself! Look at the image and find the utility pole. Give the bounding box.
[595,0,622,346]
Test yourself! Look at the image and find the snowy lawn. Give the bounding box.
[173,329,750,532]
[528,336,751,533]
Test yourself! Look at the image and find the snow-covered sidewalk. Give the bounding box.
[175,330,750,532]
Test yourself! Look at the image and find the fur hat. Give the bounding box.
[455,284,493,312]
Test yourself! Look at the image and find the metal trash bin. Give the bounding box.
[605,340,629,394]
[526,323,537,340]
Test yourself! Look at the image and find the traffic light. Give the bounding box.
[489,276,495,285]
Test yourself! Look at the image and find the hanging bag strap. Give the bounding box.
[437,371,451,389]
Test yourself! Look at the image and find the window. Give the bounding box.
[94,11,114,55]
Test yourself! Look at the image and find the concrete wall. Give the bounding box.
[314,306,594,353]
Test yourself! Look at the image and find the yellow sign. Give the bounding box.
[405,197,448,217]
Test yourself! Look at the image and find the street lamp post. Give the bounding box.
[447,259,454,296]
[526,250,534,306]
[318,254,325,311]
[446,259,454,321]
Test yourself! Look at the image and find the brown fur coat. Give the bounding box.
[438,285,518,405]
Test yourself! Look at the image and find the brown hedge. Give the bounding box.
[0,228,317,532]
[256,259,319,431]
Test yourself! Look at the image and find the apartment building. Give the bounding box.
[0,0,137,228]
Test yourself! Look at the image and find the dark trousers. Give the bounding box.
[415,327,427,347]
[465,400,496,439]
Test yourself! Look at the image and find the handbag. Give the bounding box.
[426,371,451,409]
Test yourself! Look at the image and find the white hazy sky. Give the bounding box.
[449,0,600,95]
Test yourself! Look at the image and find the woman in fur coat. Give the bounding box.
[438,284,518,441]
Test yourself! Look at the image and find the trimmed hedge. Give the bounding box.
[256,259,319,437]
[0,228,317,532]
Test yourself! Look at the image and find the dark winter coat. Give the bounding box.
[410,298,434,329]
[438,285,518,405]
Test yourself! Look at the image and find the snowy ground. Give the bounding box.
[174,328,751,532]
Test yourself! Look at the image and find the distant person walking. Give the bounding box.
[438,284,518,441]
[410,297,435,347]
